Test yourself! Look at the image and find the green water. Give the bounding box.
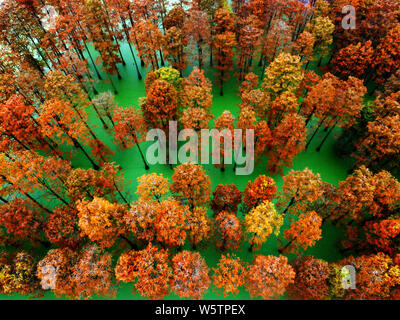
[1,43,352,300]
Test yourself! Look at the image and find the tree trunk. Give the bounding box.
[283,197,295,214]
[278,238,293,253]
[316,121,337,152]
[305,118,325,149]
[84,42,102,80]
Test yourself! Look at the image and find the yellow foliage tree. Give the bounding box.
[244,200,283,251]
[261,53,304,100]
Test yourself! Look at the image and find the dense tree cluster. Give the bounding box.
[0,0,400,300]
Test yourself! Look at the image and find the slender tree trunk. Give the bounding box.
[305,106,316,126]
[278,238,293,253]
[159,50,165,67]
[305,118,325,149]
[84,42,103,80]
[52,114,99,169]
[38,179,70,206]
[91,103,109,129]
[316,121,337,152]
[249,240,255,252]
[112,179,129,204]
[24,191,52,214]
[132,134,149,170]
[219,70,224,96]
[121,19,142,80]
[108,75,118,94]
[283,197,295,214]
[72,138,100,170]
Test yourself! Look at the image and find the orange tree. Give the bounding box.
[185,206,213,249]
[0,95,56,155]
[45,205,82,249]
[38,99,100,169]
[76,197,127,249]
[276,168,324,215]
[83,0,123,81]
[330,253,400,300]
[36,245,115,299]
[212,254,247,297]
[170,163,211,209]
[247,255,295,299]
[267,113,307,175]
[184,6,211,69]
[353,115,400,172]
[287,255,330,300]
[372,24,400,83]
[280,211,322,253]
[213,110,235,171]
[125,199,159,244]
[112,105,149,169]
[154,199,188,249]
[243,175,277,210]
[181,67,213,111]
[0,198,42,244]
[115,243,171,300]
[215,211,243,251]
[170,250,210,300]
[213,7,236,96]
[136,173,169,202]
[331,41,374,80]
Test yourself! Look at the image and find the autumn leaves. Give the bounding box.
[107,166,323,300]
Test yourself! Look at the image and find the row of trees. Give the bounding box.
[2,0,400,175]
[1,163,399,299]
[1,0,400,301]
[336,76,400,176]
[4,244,400,300]
[0,60,364,177]
[2,0,400,96]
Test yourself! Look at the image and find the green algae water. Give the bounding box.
[0,43,350,300]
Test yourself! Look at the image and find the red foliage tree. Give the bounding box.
[0,198,41,241]
[115,243,171,299]
[45,205,82,248]
[281,211,322,253]
[212,254,247,297]
[247,255,295,299]
[267,113,306,175]
[37,245,115,299]
[331,253,400,300]
[171,163,211,208]
[331,41,374,79]
[215,211,243,251]
[213,7,236,96]
[243,175,277,209]
[113,106,149,169]
[211,184,242,215]
[287,256,330,300]
[171,251,210,299]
